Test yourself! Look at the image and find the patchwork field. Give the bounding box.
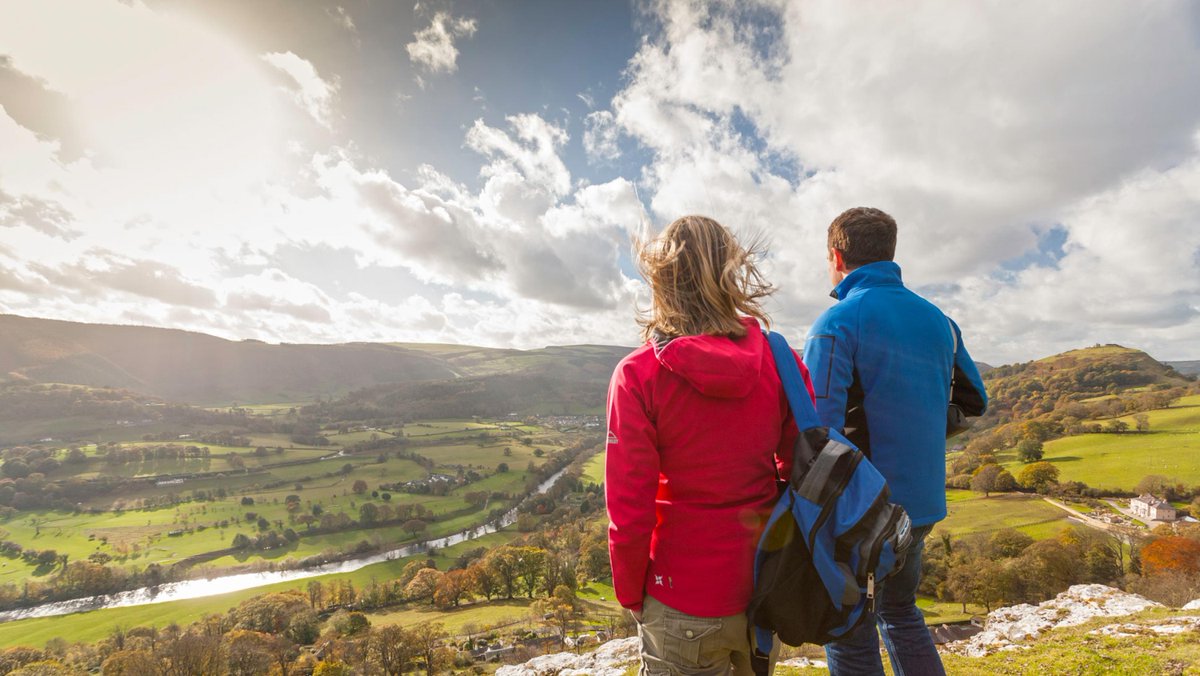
[0,418,569,588]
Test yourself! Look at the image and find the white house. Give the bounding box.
[1130,494,1178,521]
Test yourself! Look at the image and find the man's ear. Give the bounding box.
[830,247,848,273]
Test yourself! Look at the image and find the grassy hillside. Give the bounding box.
[997,394,1200,491]
[956,344,1197,465]
[0,314,631,406]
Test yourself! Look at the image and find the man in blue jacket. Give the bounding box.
[803,207,987,676]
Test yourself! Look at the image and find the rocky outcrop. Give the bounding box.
[494,636,640,676]
[500,586,1200,673]
[945,584,1163,657]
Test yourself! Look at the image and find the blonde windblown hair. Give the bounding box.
[636,215,773,341]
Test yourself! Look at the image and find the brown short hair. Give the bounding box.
[636,215,772,340]
[827,207,897,267]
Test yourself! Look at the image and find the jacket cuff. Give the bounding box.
[624,601,644,613]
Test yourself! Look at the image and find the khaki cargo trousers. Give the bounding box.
[637,596,779,676]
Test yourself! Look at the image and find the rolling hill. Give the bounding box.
[0,314,632,405]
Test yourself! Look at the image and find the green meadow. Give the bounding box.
[935,489,1074,540]
[1006,395,1200,491]
[581,451,605,486]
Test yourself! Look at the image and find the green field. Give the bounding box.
[0,529,525,649]
[935,490,1074,540]
[581,451,605,486]
[1008,395,1200,491]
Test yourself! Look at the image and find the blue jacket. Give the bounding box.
[802,261,987,526]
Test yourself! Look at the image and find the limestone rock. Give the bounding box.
[944,584,1162,658]
[494,636,640,676]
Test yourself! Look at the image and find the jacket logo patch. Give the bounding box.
[654,575,664,586]
[606,431,618,445]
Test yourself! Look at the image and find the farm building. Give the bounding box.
[1130,494,1177,521]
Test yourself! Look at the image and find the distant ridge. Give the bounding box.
[1166,360,1200,377]
[0,314,631,405]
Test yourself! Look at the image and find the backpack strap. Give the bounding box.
[765,331,821,431]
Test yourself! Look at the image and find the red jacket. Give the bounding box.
[605,317,814,616]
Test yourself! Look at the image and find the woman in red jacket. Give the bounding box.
[606,215,814,675]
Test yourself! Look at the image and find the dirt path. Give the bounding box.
[1042,498,1123,532]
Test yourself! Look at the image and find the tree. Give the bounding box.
[467,560,501,600]
[101,650,160,676]
[369,625,417,676]
[989,529,1034,558]
[1016,438,1044,463]
[359,503,380,525]
[306,580,325,610]
[994,469,1017,492]
[497,462,509,473]
[970,464,1003,497]
[159,631,225,676]
[1133,413,1151,432]
[1135,475,1177,500]
[330,610,370,637]
[224,630,274,676]
[313,662,352,676]
[403,519,428,538]
[1105,419,1129,434]
[485,547,521,599]
[409,623,449,676]
[534,585,581,646]
[1141,536,1200,576]
[404,568,444,603]
[514,546,548,598]
[352,480,368,495]
[433,569,473,609]
[1017,461,1060,491]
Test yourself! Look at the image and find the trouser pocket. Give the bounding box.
[661,606,723,669]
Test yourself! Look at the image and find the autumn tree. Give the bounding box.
[970,464,1003,497]
[433,569,473,609]
[404,568,444,604]
[534,585,581,646]
[467,560,501,600]
[1017,461,1060,491]
[352,480,368,495]
[224,630,274,676]
[1141,536,1200,576]
[369,625,417,676]
[409,623,450,676]
[101,650,160,676]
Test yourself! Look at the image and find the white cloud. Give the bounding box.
[583,110,621,163]
[605,0,1200,361]
[3,0,1200,363]
[262,51,340,129]
[405,12,478,75]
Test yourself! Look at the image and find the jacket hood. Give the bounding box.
[653,317,765,398]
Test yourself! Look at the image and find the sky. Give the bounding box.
[1,0,1199,365]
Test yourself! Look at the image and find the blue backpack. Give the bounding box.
[748,332,914,660]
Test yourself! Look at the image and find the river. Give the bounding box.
[0,466,570,623]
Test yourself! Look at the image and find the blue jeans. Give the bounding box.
[824,524,944,676]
